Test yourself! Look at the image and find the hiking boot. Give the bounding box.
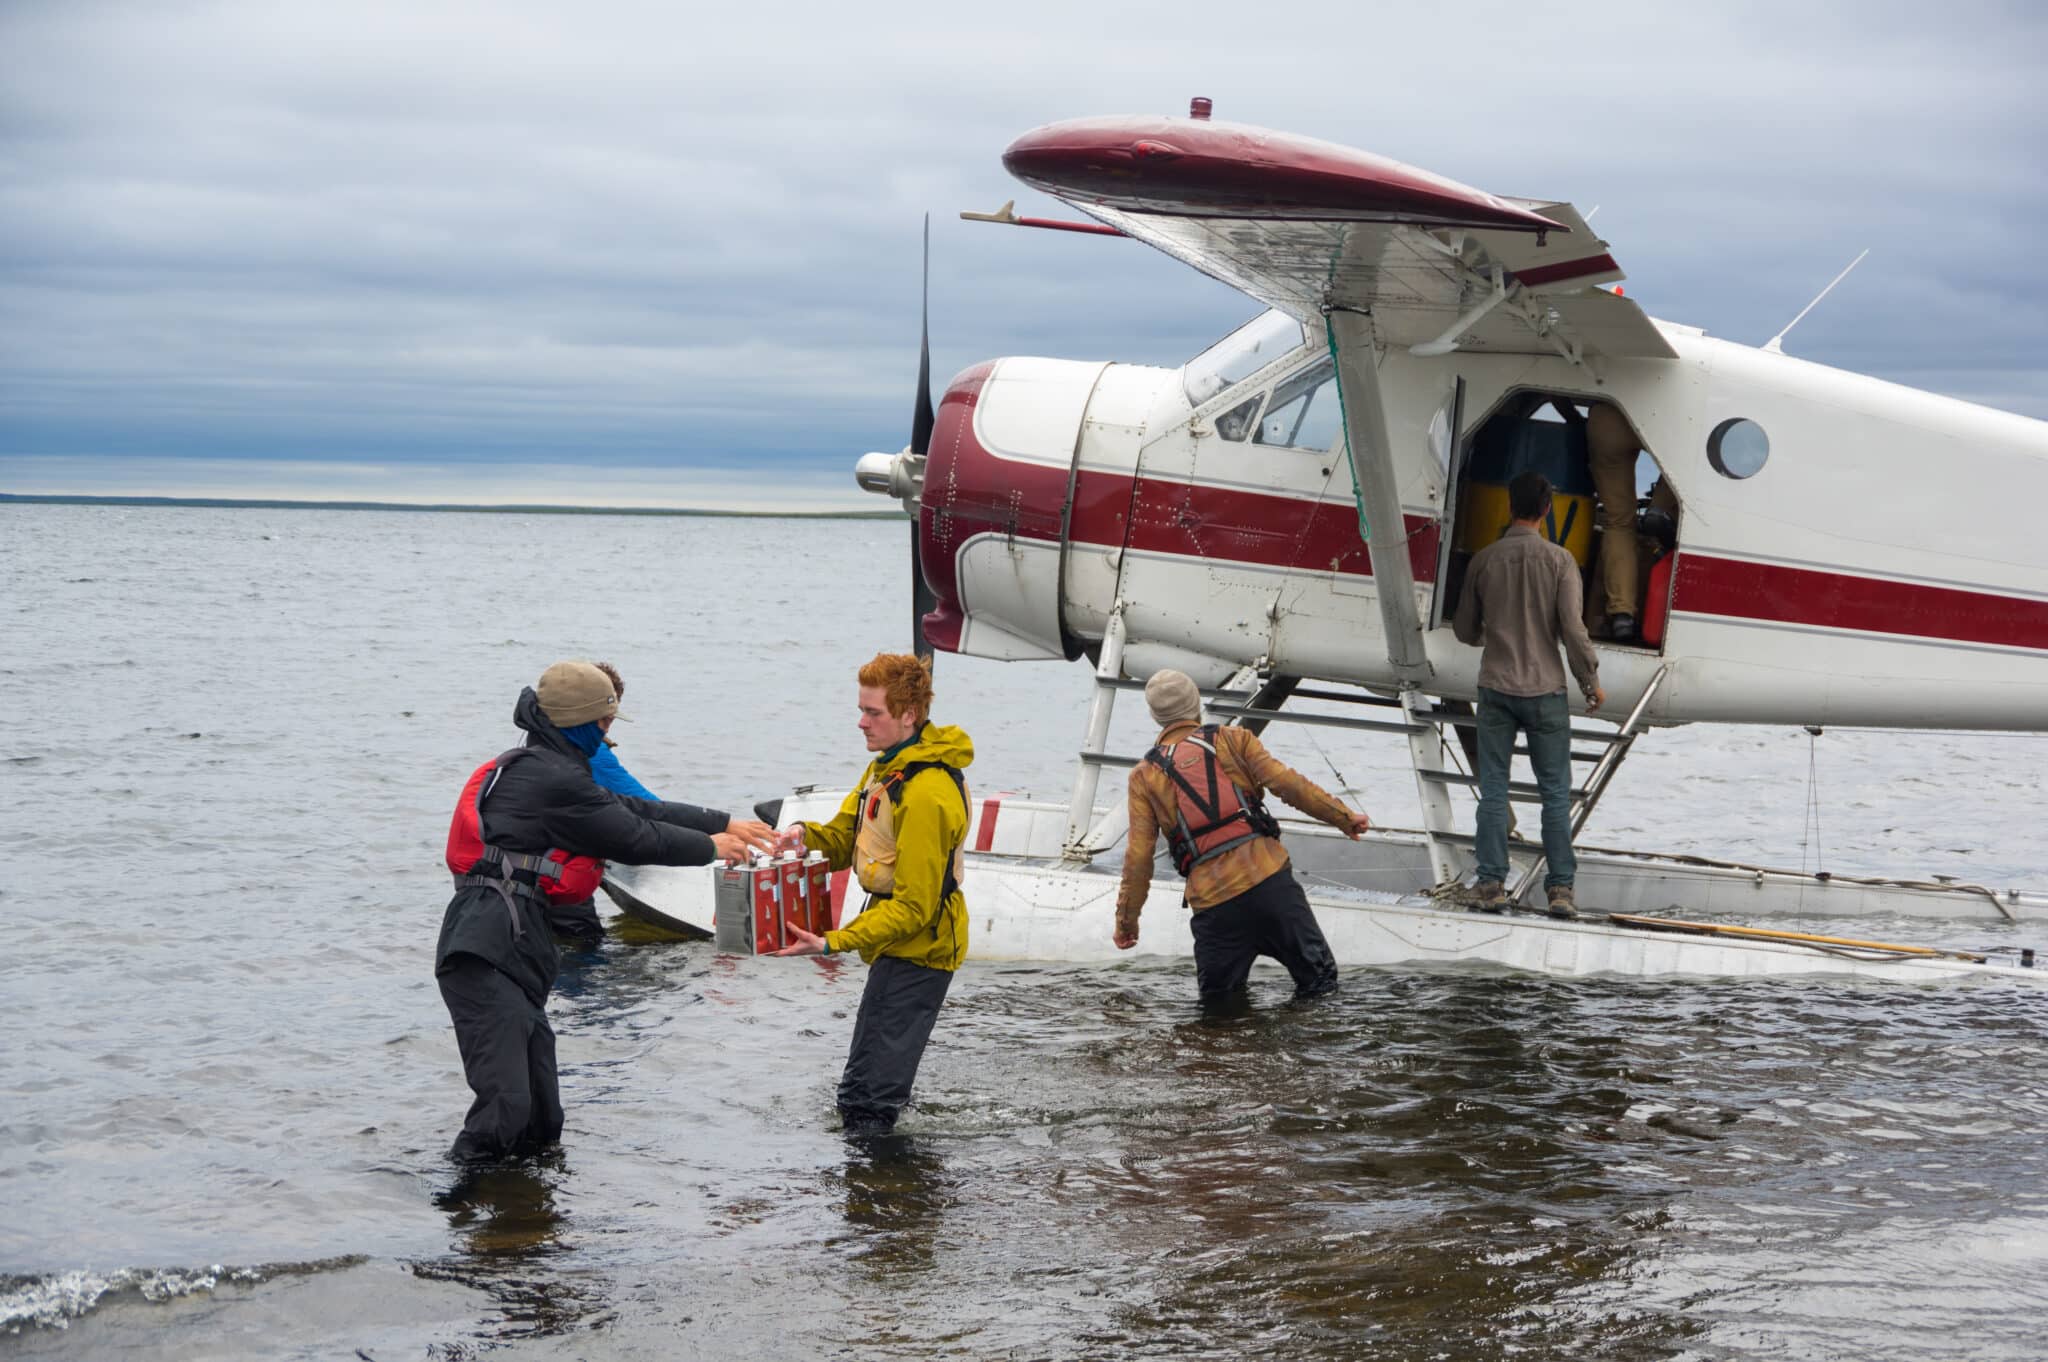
[1462,880,1506,912]
[1547,885,1579,920]
[1607,613,1637,643]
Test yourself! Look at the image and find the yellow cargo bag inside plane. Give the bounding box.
[1456,400,1598,565]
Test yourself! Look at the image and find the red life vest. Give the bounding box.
[1143,725,1282,877]
[444,749,604,904]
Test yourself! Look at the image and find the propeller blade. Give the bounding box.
[911,213,934,457]
[910,213,937,660]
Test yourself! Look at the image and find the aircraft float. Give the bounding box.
[615,102,2048,985]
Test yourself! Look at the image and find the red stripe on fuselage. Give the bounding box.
[974,799,1000,852]
[1108,469,1438,580]
[1673,553,2048,652]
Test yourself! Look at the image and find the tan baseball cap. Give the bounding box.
[536,660,621,727]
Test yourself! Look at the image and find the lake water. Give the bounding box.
[3,504,2045,1360]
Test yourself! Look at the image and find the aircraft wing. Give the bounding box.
[1004,116,1676,364]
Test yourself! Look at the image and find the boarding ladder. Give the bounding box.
[1201,671,1664,902]
[1057,618,1666,901]
[1059,611,1272,856]
[1404,665,1670,904]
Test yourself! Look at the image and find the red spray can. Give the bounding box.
[749,858,782,952]
[774,855,804,943]
[802,852,833,934]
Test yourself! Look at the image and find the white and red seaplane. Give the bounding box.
[615,103,2048,985]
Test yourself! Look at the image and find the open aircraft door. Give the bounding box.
[1426,377,1468,632]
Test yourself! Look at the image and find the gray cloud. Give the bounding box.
[2,0,2042,500]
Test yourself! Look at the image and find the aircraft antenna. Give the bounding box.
[1763,249,1869,354]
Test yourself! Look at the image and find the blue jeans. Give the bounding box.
[1473,686,1575,890]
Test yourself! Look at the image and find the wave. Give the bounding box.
[0,1255,365,1333]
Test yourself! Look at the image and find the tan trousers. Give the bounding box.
[1585,404,1676,619]
[1589,438,1642,617]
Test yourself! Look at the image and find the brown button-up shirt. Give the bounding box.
[1117,723,1356,933]
[1452,523,1600,698]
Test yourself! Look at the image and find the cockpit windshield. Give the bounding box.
[1182,309,1307,406]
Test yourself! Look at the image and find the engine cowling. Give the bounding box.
[856,357,1123,661]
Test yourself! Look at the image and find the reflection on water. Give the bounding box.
[832,1134,955,1275]
[416,1154,607,1340]
[434,1160,565,1259]
[1095,978,1707,1360]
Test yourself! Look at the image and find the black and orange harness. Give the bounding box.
[1143,725,1281,877]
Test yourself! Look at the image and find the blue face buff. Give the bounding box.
[559,721,607,757]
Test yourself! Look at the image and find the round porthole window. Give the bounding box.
[1708,418,1769,479]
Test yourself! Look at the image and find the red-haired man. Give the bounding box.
[772,653,974,1137]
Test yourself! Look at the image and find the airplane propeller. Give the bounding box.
[908,213,939,662]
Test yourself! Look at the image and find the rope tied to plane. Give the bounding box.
[1800,725,1826,876]
[1603,914,1994,965]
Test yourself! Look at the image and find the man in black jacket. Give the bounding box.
[437,660,772,1162]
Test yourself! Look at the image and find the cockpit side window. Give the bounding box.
[1183,309,1307,406]
[1215,394,1262,441]
[1253,357,1340,451]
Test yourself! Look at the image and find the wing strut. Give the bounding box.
[1326,308,1432,688]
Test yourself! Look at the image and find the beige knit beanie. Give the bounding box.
[1144,669,1203,728]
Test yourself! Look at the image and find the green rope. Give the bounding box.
[1325,312,1372,545]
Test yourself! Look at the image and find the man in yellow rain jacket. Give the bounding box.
[772,652,972,1136]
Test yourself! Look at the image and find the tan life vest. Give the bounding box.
[853,761,968,899]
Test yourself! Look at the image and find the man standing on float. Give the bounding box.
[1115,669,1371,1009]
[772,653,973,1137]
[1452,470,1605,918]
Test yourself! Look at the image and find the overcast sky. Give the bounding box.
[2,0,2042,508]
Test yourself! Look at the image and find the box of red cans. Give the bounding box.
[713,852,835,954]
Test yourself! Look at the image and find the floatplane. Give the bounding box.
[614,102,2048,985]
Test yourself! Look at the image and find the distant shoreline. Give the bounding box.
[0,492,906,520]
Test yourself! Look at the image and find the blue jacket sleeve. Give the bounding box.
[588,743,659,801]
